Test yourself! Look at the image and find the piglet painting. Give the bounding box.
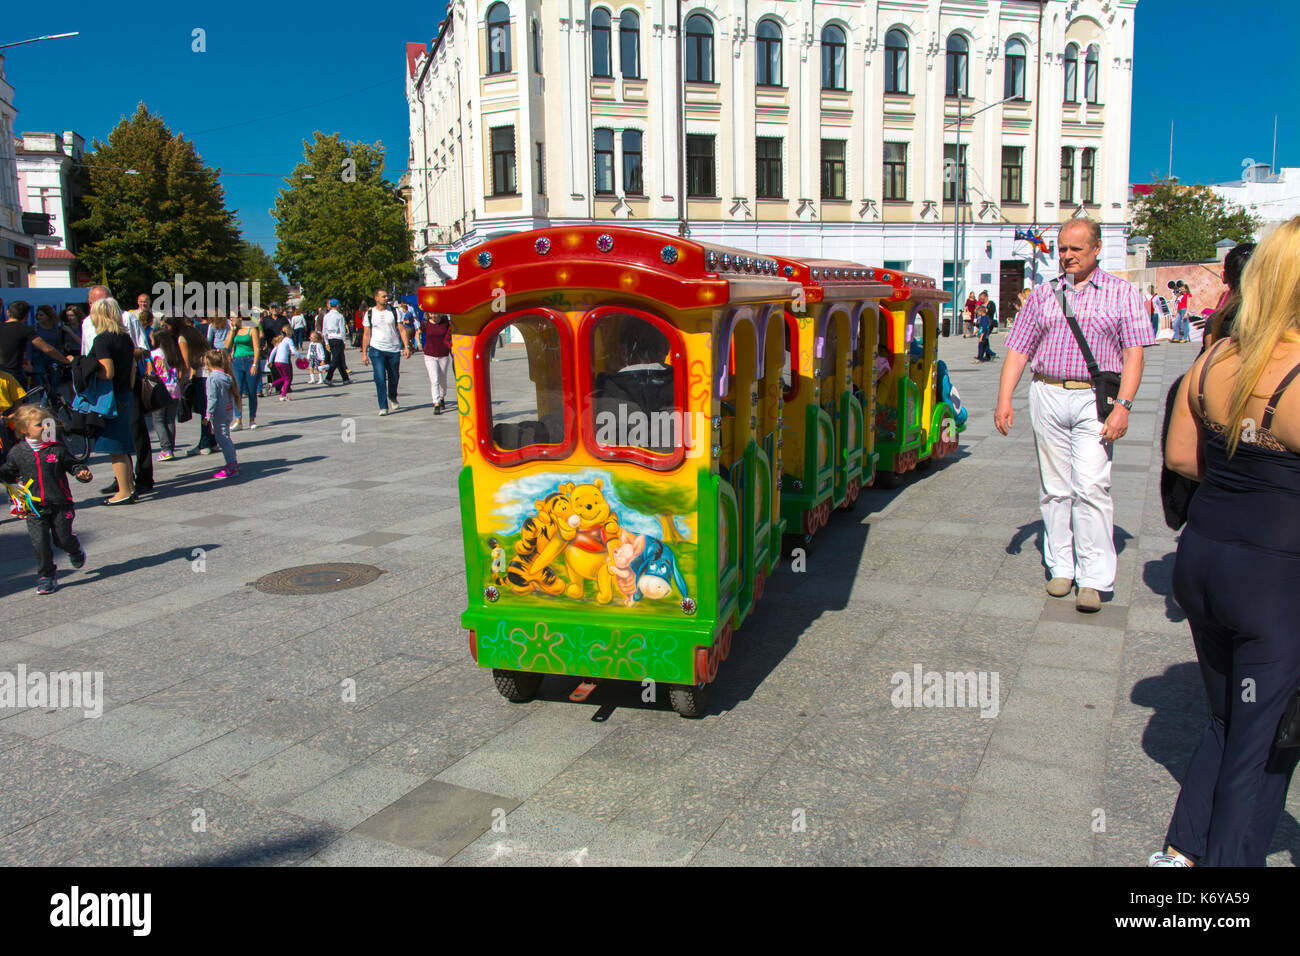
[608,530,646,607]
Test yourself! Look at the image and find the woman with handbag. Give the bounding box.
[1159,216,1300,866]
[87,299,137,505]
[165,317,218,456]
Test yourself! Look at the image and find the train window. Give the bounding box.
[781,311,799,401]
[580,307,687,470]
[477,311,575,465]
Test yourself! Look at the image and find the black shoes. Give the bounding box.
[102,493,137,506]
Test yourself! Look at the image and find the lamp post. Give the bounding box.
[945,93,1018,335]
[0,32,79,51]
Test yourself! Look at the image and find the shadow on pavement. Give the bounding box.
[1131,661,1300,864]
[1142,553,1185,623]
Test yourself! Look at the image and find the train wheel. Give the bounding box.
[492,669,543,703]
[717,623,733,662]
[753,568,767,603]
[669,682,711,718]
[802,509,818,537]
[839,477,861,510]
[875,469,902,489]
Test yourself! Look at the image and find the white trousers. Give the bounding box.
[1028,379,1116,591]
[424,354,453,404]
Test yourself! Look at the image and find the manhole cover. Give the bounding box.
[253,563,385,595]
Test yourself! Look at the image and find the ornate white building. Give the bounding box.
[16,131,86,288]
[0,56,34,289]
[406,0,1137,318]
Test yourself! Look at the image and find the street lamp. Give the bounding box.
[0,32,79,51]
[944,93,1019,334]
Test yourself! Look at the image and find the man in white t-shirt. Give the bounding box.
[361,289,410,416]
[79,285,117,355]
[321,299,350,385]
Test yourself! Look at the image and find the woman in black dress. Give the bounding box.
[1160,216,1300,865]
[88,299,137,505]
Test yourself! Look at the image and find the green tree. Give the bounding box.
[72,103,242,297]
[1131,178,1260,262]
[238,241,288,307]
[613,477,696,543]
[272,133,414,310]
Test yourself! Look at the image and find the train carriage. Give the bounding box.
[869,269,965,487]
[420,227,962,717]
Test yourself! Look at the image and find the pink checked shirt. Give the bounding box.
[1005,268,1153,380]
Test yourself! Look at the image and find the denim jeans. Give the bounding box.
[369,348,401,410]
[231,355,258,422]
[1176,309,1189,340]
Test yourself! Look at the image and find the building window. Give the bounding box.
[486,3,512,74]
[756,137,783,199]
[942,260,968,301]
[622,130,643,196]
[883,142,907,200]
[1081,148,1096,204]
[687,134,716,197]
[685,14,714,82]
[536,142,545,195]
[532,20,542,73]
[756,19,782,87]
[1001,146,1024,203]
[1060,147,1074,204]
[1084,44,1100,104]
[822,24,846,90]
[594,128,615,195]
[591,8,612,77]
[620,10,641,79]
[490,126,517,195]
[946,35,968,97]
[1063,45,1078,103]
[821,139,846,200]
[943,143,967,203]
[1004,38,1026,100]
[885,29,909,94]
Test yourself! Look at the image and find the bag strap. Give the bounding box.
[1263,361,1300,431]
[1055,279,1101,379]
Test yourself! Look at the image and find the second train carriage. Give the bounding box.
[420,226,964,716]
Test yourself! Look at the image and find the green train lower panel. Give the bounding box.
[465,607,714,685]
[875,376,925,469]
[780,401,836,527]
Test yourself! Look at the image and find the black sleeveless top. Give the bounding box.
[1188,340,1300,555]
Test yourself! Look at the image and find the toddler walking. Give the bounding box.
[0,405,93,594]
[269,332,302,400]
[306,332,327,384]
[203,350,240,480]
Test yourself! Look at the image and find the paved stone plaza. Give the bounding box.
[0,334,1295,866]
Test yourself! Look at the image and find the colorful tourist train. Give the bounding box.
[419,226,965,717]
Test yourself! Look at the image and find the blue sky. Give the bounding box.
[3,0,1293,264]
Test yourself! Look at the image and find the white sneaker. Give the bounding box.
[231,420,241,431]
[1148,851,1191,867]
[390,400,401,411]
[378,408,389,416]
[249,421,259,429]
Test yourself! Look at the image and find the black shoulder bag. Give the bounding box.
[1057,283,1123,423]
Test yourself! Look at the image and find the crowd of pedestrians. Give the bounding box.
[0,286,456,596]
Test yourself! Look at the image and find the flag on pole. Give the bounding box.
[1015,227,1049,255]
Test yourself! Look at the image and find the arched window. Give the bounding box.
[685,14,714,82]
[822,24,847,90]
[1004,38,1026,100]
[884,29,909,94]
[478,311,574,464]
[620,10,641,79]
[591,8,612,78]
[486,2,512,74]
[1063,44,1078,103]
[1084,44,1100,103]
[945,34,968,97]
[756,19,782,87]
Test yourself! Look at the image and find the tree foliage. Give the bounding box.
[238,241,288,307]
[272,133,414,310]
[72,104,241,298]
[1131,178,1260,262]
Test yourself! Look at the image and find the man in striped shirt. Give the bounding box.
[994,219,1153,612]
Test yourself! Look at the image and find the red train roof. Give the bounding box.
[419,226,799,316]
[768,255,946,304]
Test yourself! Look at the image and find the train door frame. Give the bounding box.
[817,304,854,507]
[716,307,765,623]
[853,302,880,486]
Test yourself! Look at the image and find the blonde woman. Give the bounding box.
[87,298,138,505]
[206,314,231,351]
[1159,217,1300,866]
